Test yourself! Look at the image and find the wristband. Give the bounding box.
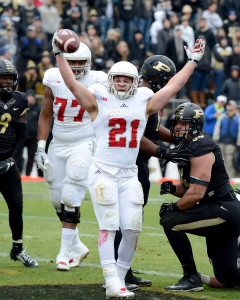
[54,52,63,57]
[38,140,46,149]
[188,59,198,65]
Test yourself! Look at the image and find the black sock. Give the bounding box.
[12,242,23,254]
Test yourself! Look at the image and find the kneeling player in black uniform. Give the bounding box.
[0,59,38,267]
[159,102,240,291]
[114,56,191,289]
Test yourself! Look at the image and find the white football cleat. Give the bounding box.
[56,253,70,271]
[69,243,89,268]
[106,278,135,299]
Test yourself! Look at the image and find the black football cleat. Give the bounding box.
[10,248,39,268]
[165,274,203,292]
[125,268,152,287]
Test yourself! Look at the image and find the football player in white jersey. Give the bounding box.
[52,33,205,298]
[35,43,108,271]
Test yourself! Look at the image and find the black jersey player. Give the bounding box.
[159,102,240,291]
[0,59,38,267]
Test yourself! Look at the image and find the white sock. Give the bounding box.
[59,228,75,256]
[98,230,116,270]
[200,273,210,285]
[72,227,82,248]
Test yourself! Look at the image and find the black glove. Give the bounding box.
[160,181,176,195]
[0,158,14,175]
[159,202,179,217]
[156,146,191,167]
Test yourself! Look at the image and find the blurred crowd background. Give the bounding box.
[2,0,240,178]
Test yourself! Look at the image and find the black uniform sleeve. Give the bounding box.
[187,135,217,157]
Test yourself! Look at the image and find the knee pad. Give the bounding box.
[131,181,144,205]
[56,210,63,222]
[49,184,62,210]
[102,209,119,229]
[129,210,143,231]
[95,181,117,206]
[66,159,88,181]
[61,182,86,208]
[61,204,80,223]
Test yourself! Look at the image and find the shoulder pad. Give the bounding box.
[187,134,217,157]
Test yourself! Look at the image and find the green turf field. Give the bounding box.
[0,181,239,299]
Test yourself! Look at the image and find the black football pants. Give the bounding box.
[0,164,23,241]
[160,196,240,287]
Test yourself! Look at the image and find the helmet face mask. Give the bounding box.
[63,43,91,79]
[140,55,176,93]
[108,61,139,99]
[0,59,18,100]
[170,103,205,143]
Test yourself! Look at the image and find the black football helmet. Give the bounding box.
[0,59,18,99]
[140,55,176,92]
[170,102,205,142]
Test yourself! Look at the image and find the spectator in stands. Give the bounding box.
[195,17,216,51]
[93,0,115,42]
[231,27,240,47]
[103,29,119,59]
[165,26,188,98]
[36,50,54,99]
[181,4,196,30]
[221,65,240,105]
[84,9,102,38]
[221,0,240,23]
[0,24,18,65]
[38,0,61,44]
[150,9,165,54]
[21,25,43,70]
[62,0,83,21]
[90,36,107,71]
[179,15,195,50]
[31,15,48,50]
[128,30,146,66]
[212,36,232,99]
[223,10,240,41]
[0,45,11,61]
[18,0,40,42]
[213,100,240,178]
[203,94,227,137]
[169,12,180,30]
[202,2,223,36]
[62,6,83,34]
[157,18,173,55]
[17,89,41,176]
[136,0,153,52]
[18,60,40,93]
[215,27,227,44]
[224,43,240,77]
[190,35,211,108]
[112,40,131,63]
[117,0,138,43]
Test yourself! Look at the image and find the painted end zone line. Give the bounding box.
[0,252,181,278]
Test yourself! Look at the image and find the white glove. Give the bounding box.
[52,31,63,56]
[184,39,206,65]
[35,147,49,171]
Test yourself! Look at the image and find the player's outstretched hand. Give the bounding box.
[184,39,206,65]
[52,31,62,56]
[35,148,49,171]
[0,158,14,175]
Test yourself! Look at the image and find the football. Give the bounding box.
[55,29,80,53]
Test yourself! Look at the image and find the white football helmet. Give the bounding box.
[108,61,139,100]
[64,42,91,79]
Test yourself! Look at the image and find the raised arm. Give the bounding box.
[52,33,98,120]
[146,39,206,117]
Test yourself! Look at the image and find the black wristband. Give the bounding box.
[54,52,63,57]
[189,58,198,65]
[172,202,179,212]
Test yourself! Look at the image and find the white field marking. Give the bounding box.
[148,198,166,202]
[0,252,181,278]
[0,213,162,231]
